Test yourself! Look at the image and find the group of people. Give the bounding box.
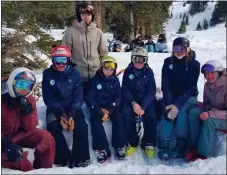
[125,34,169,53]
[1,1,226,172]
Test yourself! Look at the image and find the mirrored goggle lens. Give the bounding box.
[103,62,117,69]
[173,46,186,53]
[132,56,147,63]
[15,79,34,91]
[201,64,215,74]
[53,56,68,65]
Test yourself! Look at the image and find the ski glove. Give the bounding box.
[20,97,33,115]
[4,144,23,162]
[165,104,178,120]
[68,116,75,132]
[101,108,109,122]
[60,114,69,130]
[135,116,144,139]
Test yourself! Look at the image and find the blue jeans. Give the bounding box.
[159,97,197,140]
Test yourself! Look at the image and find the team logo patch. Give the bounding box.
[129,74,134,80]
[50,79,55,86]
[97,84,102,90]
[169,64,173,70]
[68,78,72,83]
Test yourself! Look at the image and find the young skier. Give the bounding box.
[121,47,157,158]
[42,46,90,168]
[158,37,200,160]
[186,60,226,161]
[86,56,127,163]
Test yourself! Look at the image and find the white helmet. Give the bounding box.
[131,47,148,64]
[201,60,223,74]
[7,67,37,98]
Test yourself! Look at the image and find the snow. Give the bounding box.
[2,2,226,174]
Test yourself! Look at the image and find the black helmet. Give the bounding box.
[76,2,95,22]
[173,37,190,47]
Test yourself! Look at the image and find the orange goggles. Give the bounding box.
[103,61,117,70]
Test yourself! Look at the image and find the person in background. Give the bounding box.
[61,2,108,96]
[1,67,55,172]
[144,36,155,52]
[42,46,90,168]
[186,60,226,162]
[86,56,127,163]
[121,47,157,159]
[155,34,169,53]
[158,37,200,160]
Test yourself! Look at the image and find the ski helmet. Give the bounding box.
[131,47,148,64]
[76,2,95,22]
[7,67,37,98]
[51,46,72,65]
[201,60,223,74]
[173,37,190,48]
[101,56,118,70]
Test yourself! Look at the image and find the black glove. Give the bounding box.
[20,97,33,115]
[2,136,12,153]
[4,144,23,162]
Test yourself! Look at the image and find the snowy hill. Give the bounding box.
[2,2,226,174]
[164,1,218,32]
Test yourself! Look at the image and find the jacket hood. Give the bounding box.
[208,68,227,90]
[75,21,96,32]
[7,67,37,98]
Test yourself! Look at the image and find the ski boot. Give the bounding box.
[116,146,126,160]
[125,145,138,156]
[144,143,155,158]
[158,140,171,160]
[171,138,188,158]
[96,149,111,163]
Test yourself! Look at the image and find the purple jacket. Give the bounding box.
[203,69,227,120]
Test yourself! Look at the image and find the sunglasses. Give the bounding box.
[103,61,117,70]
[173,45,186,54]
[201,64,216,74]
[14,79,34,91]
[132,55,147,64]
[53,56,68,65]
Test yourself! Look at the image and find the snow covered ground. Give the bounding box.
[2,2,226,174]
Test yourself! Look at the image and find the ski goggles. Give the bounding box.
[131,55,147,64]
[53,56,68,65]
[14,79,35,91]
[79,8,92,15]
[103,61,117,70]
[201,64,216,74]
[173,45,187,54]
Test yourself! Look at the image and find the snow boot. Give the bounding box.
[171,138,188,158]
[144,143,155,158]
[185,149,197,160]
[158,140,170,160]
[116,146,126,160]
[189,154,207,162]
[74,159,91,168]
[96,149,111,163]
[125,145,138,156]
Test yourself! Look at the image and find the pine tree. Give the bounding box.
[203,19,209,30]
[183,2,186,7]
[210,1,227,26]
[180,13,182,18]
[186,15,189,25]
[196,22,202,31]
[189,1,208,16]
[183,13,186,20]
[177,20,187,34]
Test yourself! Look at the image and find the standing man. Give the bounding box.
[61,2,108,95]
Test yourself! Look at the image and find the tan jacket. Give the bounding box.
[61,21,108,82]
[203,69,227,120]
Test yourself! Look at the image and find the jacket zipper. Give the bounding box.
[85,28,90,80]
